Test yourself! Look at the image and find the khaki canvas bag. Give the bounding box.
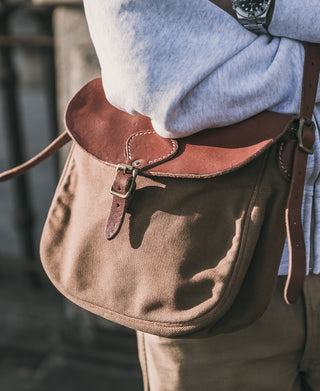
[1,43,320,338]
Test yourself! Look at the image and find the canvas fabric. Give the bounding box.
[39,140,288,337]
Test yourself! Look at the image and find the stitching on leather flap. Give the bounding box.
[278,141,292,180]
[127,130,177,165]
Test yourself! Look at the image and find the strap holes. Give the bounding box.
[116,203,120,208]
[293,220,297,225]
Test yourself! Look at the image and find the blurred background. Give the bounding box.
[0,0,143,389]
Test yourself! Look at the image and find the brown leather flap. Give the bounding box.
[65,78,297,178]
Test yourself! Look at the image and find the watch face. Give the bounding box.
[235,0,271,18]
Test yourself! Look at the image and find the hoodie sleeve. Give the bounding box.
[83,0,317,138]
[268,0,320,43]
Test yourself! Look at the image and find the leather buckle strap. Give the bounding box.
[106,167,136,240]
[105,131,178,240]
[110,164,139,199]
[106,164,140,240]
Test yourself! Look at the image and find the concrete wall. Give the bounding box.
[52,5,100,130]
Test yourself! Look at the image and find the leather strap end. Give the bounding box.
[105,169,135,240]
[105,196,130,240]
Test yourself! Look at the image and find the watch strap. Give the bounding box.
[240,18,268,34]
[209,0,275,34]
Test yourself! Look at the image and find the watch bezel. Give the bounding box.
[232,0,272,20]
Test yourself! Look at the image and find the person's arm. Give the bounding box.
[83,0,316,138]
[209,0,320,43]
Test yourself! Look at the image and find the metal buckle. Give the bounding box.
[110,164,139,199]
[297,117,315,155]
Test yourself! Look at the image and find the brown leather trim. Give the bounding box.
[143,116,297,179]
[125,130,179,170]
[64,78,296,178]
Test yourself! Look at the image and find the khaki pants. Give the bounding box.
[137,275,320,391]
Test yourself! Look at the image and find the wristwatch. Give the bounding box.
[231,0,274,34]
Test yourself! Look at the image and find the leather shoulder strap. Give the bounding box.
[300,43,320,119]
[0,131,71,182]
[285,43,320,303]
